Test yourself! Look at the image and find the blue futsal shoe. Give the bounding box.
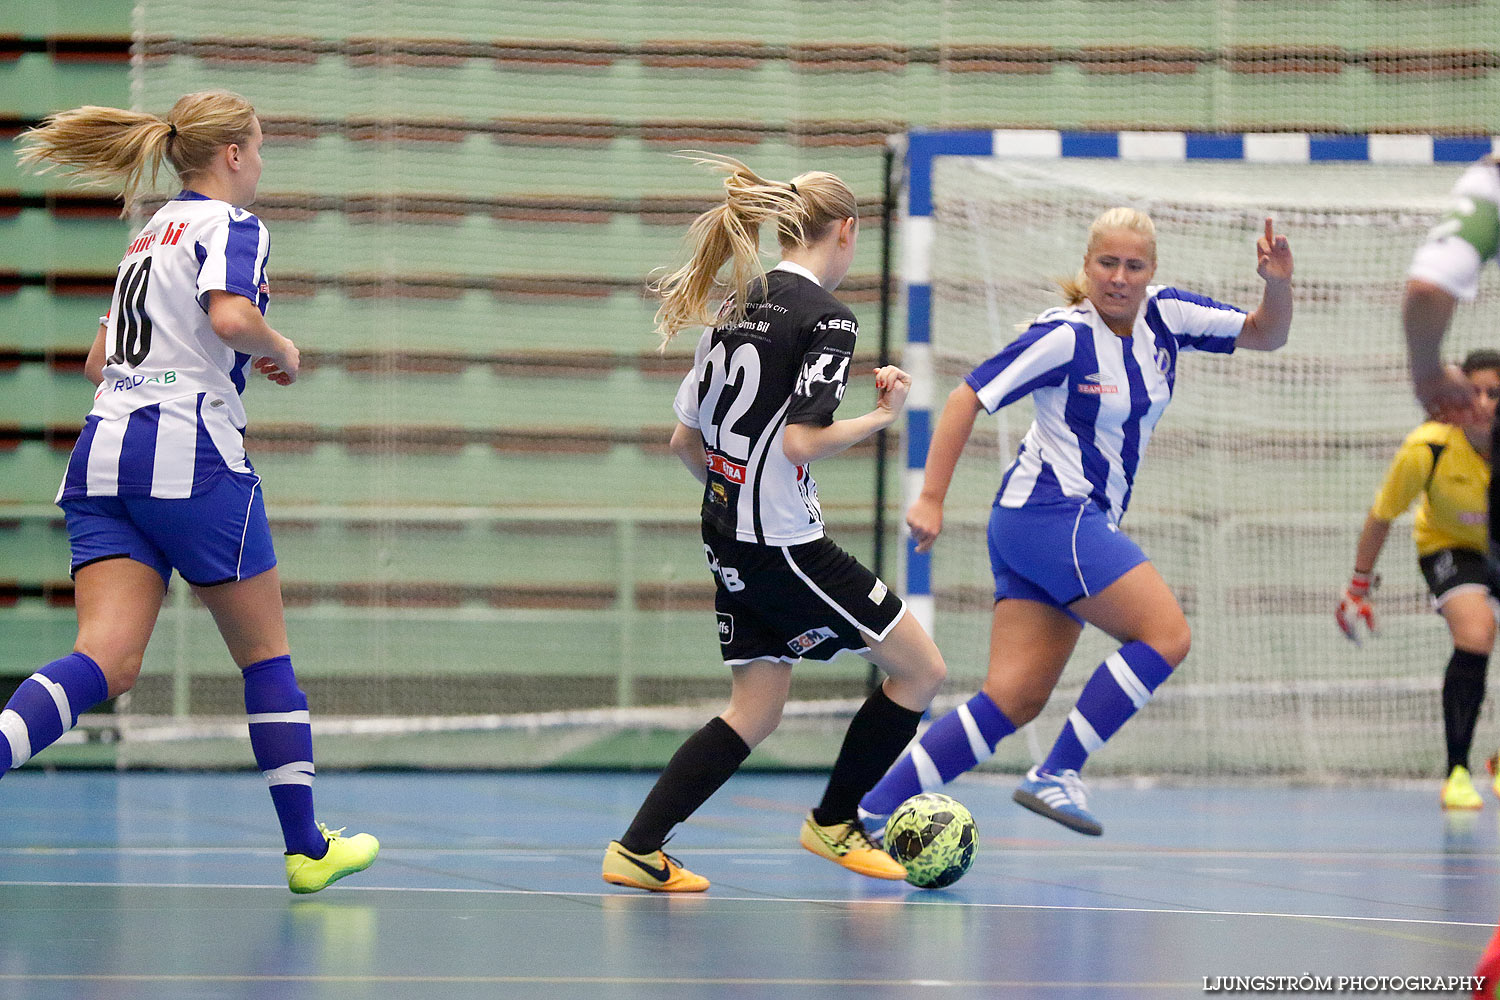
[1013,766,1103,836]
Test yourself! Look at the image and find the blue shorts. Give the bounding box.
[987,500,1149,624]
[61,471,277,589]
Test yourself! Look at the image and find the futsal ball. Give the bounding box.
[884,793,977,889]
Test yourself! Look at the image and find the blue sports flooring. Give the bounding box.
[0,770,1494,999]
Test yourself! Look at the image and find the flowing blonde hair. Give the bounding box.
[652,152,859,349]
[1057,206,1157,306]
[16,90,258,213]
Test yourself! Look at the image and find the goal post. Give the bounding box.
[901,129,1500,778]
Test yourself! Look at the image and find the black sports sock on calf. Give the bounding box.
[619,716,751,855]
[812,684,924,827]
[1443,648,1489,771]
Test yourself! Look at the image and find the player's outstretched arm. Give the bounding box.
[782,365,909,465]
[1404,278,1479,423]
[669,421,708,484]
[1238,217,1293,352]
[1336,513,1390,645]
[907,381,982,554]
[208,290,299,385]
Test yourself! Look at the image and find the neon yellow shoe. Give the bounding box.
[602,841,709,892]
[1441,766,1483,811]
[286,823,380,894]
[798,812,906,880]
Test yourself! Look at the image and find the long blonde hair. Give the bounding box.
[652,152,859,349]
[1057,206,1157,305]
[16,91,258,212]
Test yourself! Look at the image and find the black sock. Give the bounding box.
[1443,648,1489,772]
[618,716,751,855]
[812,684,924,827]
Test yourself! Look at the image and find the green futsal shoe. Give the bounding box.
[286,823,380,893]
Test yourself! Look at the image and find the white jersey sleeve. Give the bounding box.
[1408,160,1500,302]
[1147,287,1245,354]
[196,206,271,310]
[963,316,1077,414]
[672,328,714,428]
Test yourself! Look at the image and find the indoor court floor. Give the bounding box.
[0,769,1493,999]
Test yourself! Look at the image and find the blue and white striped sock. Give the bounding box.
[858,691,1016,817]
[0,653,109,774]
[1043,640,1173,775]
[243,655,324,857]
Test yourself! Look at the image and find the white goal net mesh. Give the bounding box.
[926,156,1498,777]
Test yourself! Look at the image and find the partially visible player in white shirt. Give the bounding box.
[11,90,376,893]
[860,208,1294,838]
[1399,154,1500,1000]
[1406,157,1500,424]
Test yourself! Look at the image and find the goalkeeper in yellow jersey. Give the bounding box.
[1338,350,1500,809]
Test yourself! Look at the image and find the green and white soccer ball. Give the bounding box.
[884,793,977,889]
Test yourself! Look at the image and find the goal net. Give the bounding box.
[924,153,1499,777]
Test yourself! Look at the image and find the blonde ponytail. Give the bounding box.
[652,152,858,349]
[17,90,257,212]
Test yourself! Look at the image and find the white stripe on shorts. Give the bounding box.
[780,547,905,643]
[1070,502,1089,598]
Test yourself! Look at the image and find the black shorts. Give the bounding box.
[702,525,906,665]
[1418,547,1500,608]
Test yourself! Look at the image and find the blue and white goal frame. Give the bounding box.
[898,128,1500,635]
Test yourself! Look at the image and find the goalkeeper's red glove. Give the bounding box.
[1335,571,1377,646]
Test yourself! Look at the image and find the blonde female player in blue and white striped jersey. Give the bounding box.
[860,208,1294,838]
[12,91,377,892]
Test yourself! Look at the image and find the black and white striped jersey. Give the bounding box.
[673,260,858,545]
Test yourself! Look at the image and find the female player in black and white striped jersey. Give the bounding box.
[11,91,376,893]
[601,154,948,892]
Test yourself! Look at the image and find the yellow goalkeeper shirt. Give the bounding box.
[1370,421,1489,557]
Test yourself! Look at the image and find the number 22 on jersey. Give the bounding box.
[698,341,762,461]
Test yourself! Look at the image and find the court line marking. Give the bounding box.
[0,879,1488,929]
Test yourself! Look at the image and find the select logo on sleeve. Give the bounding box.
[787,626,838,655]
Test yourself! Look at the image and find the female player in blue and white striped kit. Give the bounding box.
[12,91,377,891]
[860,208,1294,836]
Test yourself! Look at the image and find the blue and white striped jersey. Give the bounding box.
[57,191,269,501]
[965,286,1245,522]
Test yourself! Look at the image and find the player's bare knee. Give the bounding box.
[913,649,948,696]
[983,680,1046,727]
[722,704,782,748]
[1454,626,1496,657]
[77,649,142,699]
[1144,621,1190,668]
